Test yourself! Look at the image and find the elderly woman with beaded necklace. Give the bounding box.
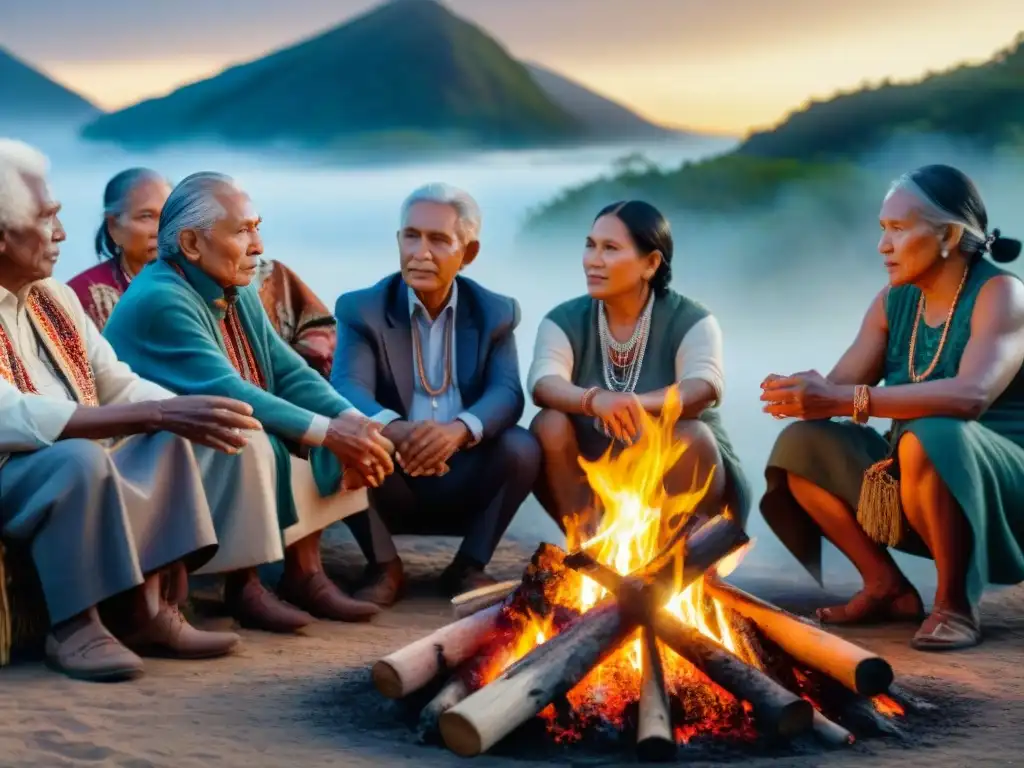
[528,200,750,541]
[760,164,1024,652]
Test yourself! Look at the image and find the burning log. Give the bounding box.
[451,580,520,619]
[887,684,937,714]
[566,514,749,607]
[835,695,904,738]
[636,625,676,762]
[651,611,814,739]
[439,599,634,757]
[704,578,893,697]
[372,602,503,699]
[810,710,855,746]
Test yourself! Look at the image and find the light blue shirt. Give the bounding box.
[372,282,484,444]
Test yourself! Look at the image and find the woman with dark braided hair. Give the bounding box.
[761,164,1024,651]
[528,200,750,539]
[68,168,170,329]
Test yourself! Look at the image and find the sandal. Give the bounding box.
[911,607,981,651]
[816,588,925,625]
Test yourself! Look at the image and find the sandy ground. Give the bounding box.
[1,529,1022,768]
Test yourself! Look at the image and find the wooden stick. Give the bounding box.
[810,709,854,746]
[372,602,502,699]
[636,625,676,762]
[450,580,520,619]
[704,578,893,697]
[651,610,813,739]
[439,599,634,757]
[418,676,471,742]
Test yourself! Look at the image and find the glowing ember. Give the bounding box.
[447,387,910,750]
[476,389,764,740]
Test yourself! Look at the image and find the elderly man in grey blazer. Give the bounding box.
[331,183,540,604]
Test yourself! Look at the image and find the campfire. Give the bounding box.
[370,391,933,760]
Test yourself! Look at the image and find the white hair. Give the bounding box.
[885,174,986,242]
[0,139,49,231]
[157,171,236,259]
[400,182,481,243]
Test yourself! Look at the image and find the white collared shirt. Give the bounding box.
[0,278,173,453]
[371,281,484,443]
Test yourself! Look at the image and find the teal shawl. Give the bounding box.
[103,254,351,530]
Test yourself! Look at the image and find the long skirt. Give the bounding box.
[0,432,218,624]
[762,417,1024,603]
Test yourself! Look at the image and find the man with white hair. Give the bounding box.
[0,140,287,681]
[331,183,540,605]
[104,172,391,626]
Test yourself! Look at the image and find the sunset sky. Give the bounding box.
[4,0,1024,134]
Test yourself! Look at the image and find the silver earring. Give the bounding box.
[941,247,949,259]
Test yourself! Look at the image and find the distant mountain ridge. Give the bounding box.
[737,32,1024,161]
[524,63,687,140]
[82,0,578,150]
[80,0,688,151]
[0,46,100,126]
[524,33,1024,229]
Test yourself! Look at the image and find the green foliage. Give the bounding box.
[82,0,581,149]
[739,35,1024,160]
[525,34,1024,231]
[525,153,864,232]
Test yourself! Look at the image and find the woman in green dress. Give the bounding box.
[760,164,1024,651]
[528,200,750,538]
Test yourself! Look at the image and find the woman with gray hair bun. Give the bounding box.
[759,163,1024,652]
[67,168,171,328]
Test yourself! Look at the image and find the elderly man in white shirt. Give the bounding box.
[0,139,285,682]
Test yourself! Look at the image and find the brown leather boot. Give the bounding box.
[278,571,380,622]
[122,605,241,659]
[352,559,405,607]
[229,580,315,634]
[45,622,145,682]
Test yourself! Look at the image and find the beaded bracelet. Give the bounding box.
[852,384,871,424]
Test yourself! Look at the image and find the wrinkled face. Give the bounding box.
[878,187,957,286]
[108,178,171,264]
[181,186,263,288]
[398,201,477,296]
[582,214,660,300]
[0,174,62,285]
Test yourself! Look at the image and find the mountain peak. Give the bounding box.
[0,46,100,127]
[81,0,581,150]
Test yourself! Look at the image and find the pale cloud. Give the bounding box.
[4,0,1024,132]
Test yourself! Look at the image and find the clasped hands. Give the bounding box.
[383,418,472,477]
[325,411,473,490]
[759,369,844,421]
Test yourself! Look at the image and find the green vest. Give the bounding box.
[544,289,750,523]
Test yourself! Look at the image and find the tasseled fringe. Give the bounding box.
[856,457,905,547]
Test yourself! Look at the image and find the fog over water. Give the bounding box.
[14,126,1024,600]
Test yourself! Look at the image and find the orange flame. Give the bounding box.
[479,387,762,736]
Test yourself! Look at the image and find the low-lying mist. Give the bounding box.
[10,124,1023,599]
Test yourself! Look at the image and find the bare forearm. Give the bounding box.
[636,380,717,418]
[532,376,589,414]
[60,402,160,440]
[831,380,985,421]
